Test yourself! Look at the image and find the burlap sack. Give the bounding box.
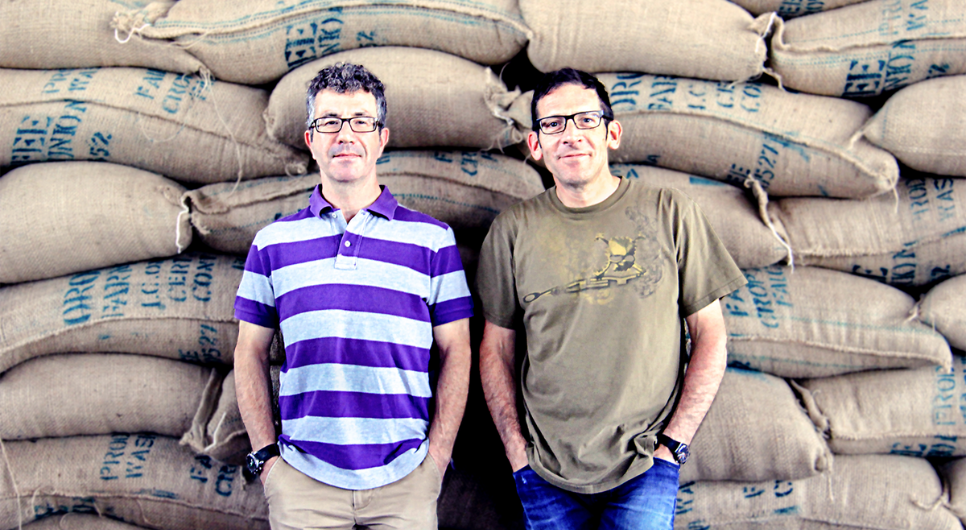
[920,274,966,351]
[186,174,317,255]
[798,355,966,456]
[112,0,531,85]
[0,354,216,441]
[676,455,958,529]
[0,435,269,530]
[521,0,770,81]
[0,253,242,375]
[681,368,831,483]
[265,47,527,151]
[0,161,191,284]
[811,236,966,288]
[723,265,952,378]
[24,514,148,530]
[0,0,203,74]
[378,150,545,228]
[771,0,966,97]
[938,458,966,524]
[611,165,788,268]
[597,73,899,199]
[457,238,482,288]
[0,67,308,184]
[186,151,545,254]
[182,370,251,466]
[863,75,966,177]
[768,175,966,287]
[727,0,868,17]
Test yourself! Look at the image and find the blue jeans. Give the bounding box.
[513,459,680,530]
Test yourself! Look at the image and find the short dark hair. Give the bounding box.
[306,62,387,130]
[530,68,614,132]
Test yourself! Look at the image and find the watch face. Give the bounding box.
[247,453,260,474]
[676,445,689,465]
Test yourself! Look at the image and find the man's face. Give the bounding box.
[527,84,621,188]
[303,89,389,186]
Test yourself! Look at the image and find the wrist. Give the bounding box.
[653,445,674,461]
[246,442,280,478]
[657,434,690,465]
[507,440,529,471]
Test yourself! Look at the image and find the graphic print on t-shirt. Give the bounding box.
[524,206,664,303]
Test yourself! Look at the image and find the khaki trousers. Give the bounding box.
[264,454,442,530]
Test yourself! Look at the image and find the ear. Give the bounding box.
[379,126,390,148]
[304,128,313,149]
[606,120,622,151]
[527,131,543,161]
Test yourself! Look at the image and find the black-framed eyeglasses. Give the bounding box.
[534,111,611,134]
[309,116,381,134]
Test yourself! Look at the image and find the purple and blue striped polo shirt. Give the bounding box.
[234,185,474,489]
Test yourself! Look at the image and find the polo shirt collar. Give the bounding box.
[308,185,399,220]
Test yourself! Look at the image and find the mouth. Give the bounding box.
[332,152,362,160]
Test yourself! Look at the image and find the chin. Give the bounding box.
[329,173,366,183]
[324,163,365,178]
[551,163,590,178]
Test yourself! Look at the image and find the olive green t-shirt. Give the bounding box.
[477,177,746,494]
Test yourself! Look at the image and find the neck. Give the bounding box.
[320,176,382,222]
[554,172,621,209]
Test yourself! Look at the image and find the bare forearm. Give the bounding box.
[479,322,528,471]
[663,301,728,444]
[428,319,471,471]
[662,339,726,444]
[427,347,470,463]
[234,326,277,451]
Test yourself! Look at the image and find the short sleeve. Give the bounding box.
[477,212,522,328]
[428,226,474,326]
[673,190,747,317]
[234,240,279,328]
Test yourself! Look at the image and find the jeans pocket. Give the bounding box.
[512,465,536,494]
[653,457,680,469]
[651,457,682,486]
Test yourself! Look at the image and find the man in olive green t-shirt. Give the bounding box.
[477,69,746,530]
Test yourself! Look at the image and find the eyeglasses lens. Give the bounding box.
[311,117,378,133]
[538,112,603,134]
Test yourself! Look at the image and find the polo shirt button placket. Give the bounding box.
[334,213,368,270]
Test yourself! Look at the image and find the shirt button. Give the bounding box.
[344,241,351,247]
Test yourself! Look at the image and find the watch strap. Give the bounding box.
[246,442,280,479]
[254,443,280,460]
[656,433,687,463]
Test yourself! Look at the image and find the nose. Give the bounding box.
[334,120,356,143]
[559,117,581,143]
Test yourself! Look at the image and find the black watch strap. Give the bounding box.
[246,443,280,478]
[255,443,280,460]
[656,434,688,464]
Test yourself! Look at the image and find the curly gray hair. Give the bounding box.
[305,62,387,130]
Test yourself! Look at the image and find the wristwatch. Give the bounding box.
[246,443,280,477]
[656,434,689,465]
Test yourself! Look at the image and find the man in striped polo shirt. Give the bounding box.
[234,63,474,529]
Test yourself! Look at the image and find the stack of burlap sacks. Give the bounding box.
[2,0,966,529]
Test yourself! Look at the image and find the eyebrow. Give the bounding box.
[537,109,603,120]
[320,110,372,117]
